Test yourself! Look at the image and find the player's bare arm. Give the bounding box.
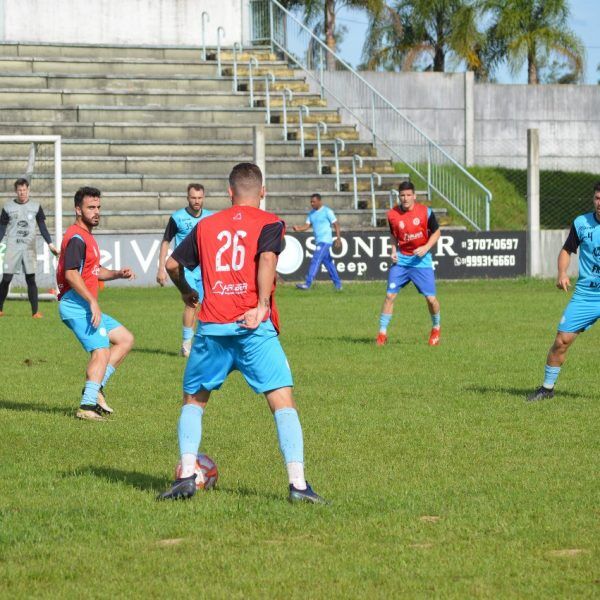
[64,269,103,328]
[98,266,136,281]
[166,256,198,308]
[556,248,572,291]
[241,251,277,329]
[413,228,441,257]
[156,239,171,286]
[333,221,342,249]
[292,223,310,232]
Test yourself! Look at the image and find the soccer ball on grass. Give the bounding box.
[175,454,218,490]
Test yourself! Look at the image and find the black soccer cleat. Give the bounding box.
[288,482,329,505]
[157,475,197,501]
[526,386,555,402]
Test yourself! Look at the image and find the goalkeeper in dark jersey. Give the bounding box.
[0,178,59,318]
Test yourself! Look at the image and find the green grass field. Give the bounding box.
[1,281,598,598]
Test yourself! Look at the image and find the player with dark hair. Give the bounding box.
[376,181,442,346]
[158,163,327,504]
[156,183,213,357]
[528,182,600,401]
[292,193,342,291]
[0,178,59,318]
[56,186,136,420]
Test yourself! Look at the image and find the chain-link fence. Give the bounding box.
[474,134,599,230]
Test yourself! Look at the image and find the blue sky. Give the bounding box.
[334,0,600,84]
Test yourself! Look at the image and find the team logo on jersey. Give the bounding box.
[233,212,243,221]
[92,266,100,276]
[399,221,405,230]
[17,220,27,228]
[212,280,248,295]
[413,218,421,226]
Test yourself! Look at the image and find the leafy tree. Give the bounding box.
[361,0,494,79]
[486,0,584,84]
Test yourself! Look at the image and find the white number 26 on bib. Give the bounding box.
[215,230,247,271]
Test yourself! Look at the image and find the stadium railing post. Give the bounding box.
[253,126,266,210]
[527,128,541,277]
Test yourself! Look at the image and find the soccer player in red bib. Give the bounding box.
[56,187,135,421]
[158,163,327,504]
[376,181,442,346]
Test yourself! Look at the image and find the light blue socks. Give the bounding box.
[101,364,115,388]
[81,381,101,407]
[543,365,561,389]
[379,313,392,333]
[182,327,194,342]
[431,312,441,328]
[273,408,304,464]
[178,404,204,456]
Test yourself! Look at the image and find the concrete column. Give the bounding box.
[253,125,266,210]
[464,71,474,167]
[527,128,541,277]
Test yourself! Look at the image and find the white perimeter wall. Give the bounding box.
[0,0,249,46]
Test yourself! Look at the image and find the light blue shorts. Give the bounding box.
[59,290,122,352]
[183,320,293,395]
[387,265,436,296]
[184,267,204,301]
[558,295,600,333]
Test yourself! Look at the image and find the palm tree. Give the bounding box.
[486,0,584,84]
[362,0,490,76]
[295,0,383,70]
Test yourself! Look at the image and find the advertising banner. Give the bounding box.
[4,230,526,289]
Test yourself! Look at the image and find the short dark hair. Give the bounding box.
[187,183,205,194]
[311,193,322,201]
[74,186,101,207]
[398,181,415,192]
[594,182,600,194]
[14,178,29,190]
[228,162,263,195]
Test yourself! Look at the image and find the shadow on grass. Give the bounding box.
[464,385,582,400]
[131,347,179,358]
[312,335,379,345]
[0,398,72,416]
[74,466,169,492]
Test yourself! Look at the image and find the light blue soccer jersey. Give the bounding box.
[171,207,214,248]
[306,205,337,244]
[569,212,600,298]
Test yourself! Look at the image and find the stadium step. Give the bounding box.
[0,89,326,109]
[0,139,379,159]
[0,121,359,142]
[0,42,275,61]
[0,173,405,194]
[0,73,310,93]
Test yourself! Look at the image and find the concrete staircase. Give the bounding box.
[0,42,446,231]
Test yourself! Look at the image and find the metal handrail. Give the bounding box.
[216,26,225,75]
[352,154,364,210]
[334,137,345,192]
[265,0,492,230]
[264,72,276,123]
[298,105,310,157]
[389,189,399,208]
[370,172,382,227]
[282,88,293,140]
[232,42,242,92]
[201,12,210,61]
[248,57,259,107]
[316,121,327,174]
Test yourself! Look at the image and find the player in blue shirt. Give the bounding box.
[292,193,342,290]
[528,182,600,401]
[156,183,213,357]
